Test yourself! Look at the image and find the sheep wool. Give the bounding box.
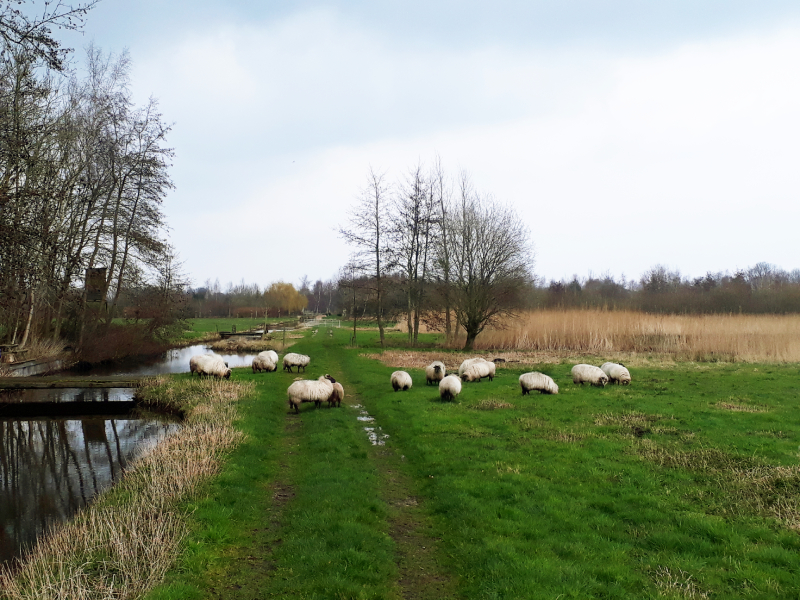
[458,357,489,377]
[328,381,345,407]
[262,350,279,365]
[519,372,559,395]
[190,354,232,379]
[425,361,446,385]
[252,354,277,373]
[287,375,334,413]
[571,364,608,387]
[600,362,631,385]
[283,352,310,373]
[439,374,462,401]
[391,371,413,391]
[461,360,495,382]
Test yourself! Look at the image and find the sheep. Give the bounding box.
[252,354,277,373]
[324,374,345,408]
[283,352,310,373]
[571,364,609,387]
[286,375,334,413]
[519,372,559,395]
[439,374,462,401]
[460,360,496,382]
[600,362,632,385]
[189,354,232,379]
[262,350,279,365]
[425,361,446,385]
[458,357,489,377]
[391,370,413,391]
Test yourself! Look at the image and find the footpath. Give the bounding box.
[146,329,460,600]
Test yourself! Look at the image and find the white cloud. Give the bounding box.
[132,13,800,286]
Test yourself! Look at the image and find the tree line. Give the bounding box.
[0,1,181,352]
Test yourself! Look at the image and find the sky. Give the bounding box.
[58,1,800,289]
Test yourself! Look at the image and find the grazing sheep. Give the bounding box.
[324,374,345,408]
[190,354,232,379]
[461,360,496,382]
[458,357,489,377]
[425,361,446,385]
[519,372,559,395]
[287,375,334,413]
[391,370,413,391]
[283,352,310,373]
[439,374,462,401]
[262,350,279,365]
[600,362,632,385]
[571,364,609,387]
[252,354,277,373]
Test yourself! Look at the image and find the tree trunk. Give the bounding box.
[19,289,35,349]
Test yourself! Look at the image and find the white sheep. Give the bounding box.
[425,361,446,385]
[519,372,559,395]
[252,354,277,373]
[571,364,609,387]
[189,354,232,379]
[460,360,496,382]
[324,375,345,407]
[283,352,310,373]
[391,370,413,391]
[600,362,632,385]
[287,375,334,413]
[458,357,489,377]
[262,350,279,365]
[439,374,462,401]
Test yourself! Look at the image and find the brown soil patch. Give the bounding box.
[361,349,679,370]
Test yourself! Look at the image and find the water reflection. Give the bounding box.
[0,416,178,566]
[0,387,135,404]
[77,344,255,376]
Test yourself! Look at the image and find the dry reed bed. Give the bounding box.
[469,310,800,363]
[0,377,254,600]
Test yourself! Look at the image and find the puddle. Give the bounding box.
[350,405,389,445]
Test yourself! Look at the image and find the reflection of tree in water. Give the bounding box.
[0,418,177,565]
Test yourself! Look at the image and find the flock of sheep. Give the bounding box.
[391,358,632,401]
[189,348,631,414]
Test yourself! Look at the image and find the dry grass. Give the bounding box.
[0,378,253,599]
[635,444,800,530]
[713,399,769,413]
[468,309,800,363]
[472,398,515,410]
[207,338,290,353]
[653,566,710,599]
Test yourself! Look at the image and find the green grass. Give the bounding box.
[146,327,800,599]
[181,317,298,340]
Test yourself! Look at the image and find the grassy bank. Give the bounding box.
[0,377,254,599]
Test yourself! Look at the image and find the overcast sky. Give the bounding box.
[61,1,800,289]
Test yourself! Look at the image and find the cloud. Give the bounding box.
[132,12,800,286]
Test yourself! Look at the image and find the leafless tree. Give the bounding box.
[446,178,534,350]
[339,167,391,347]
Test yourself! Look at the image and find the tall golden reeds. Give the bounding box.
[466,309,800,362]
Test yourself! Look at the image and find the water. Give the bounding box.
[0,343,246,566]
[351,405,389,446]
[0,416,178,565]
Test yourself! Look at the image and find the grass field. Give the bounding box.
[131,324,800,600]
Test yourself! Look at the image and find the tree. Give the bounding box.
[339,167,391,347]
[263,282,307,318]
[0,0,99,71]
[446,180,534,350]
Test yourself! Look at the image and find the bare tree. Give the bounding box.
[339,168,391,347]
[447,179,534,350]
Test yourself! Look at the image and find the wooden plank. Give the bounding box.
[0,376,143,390]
